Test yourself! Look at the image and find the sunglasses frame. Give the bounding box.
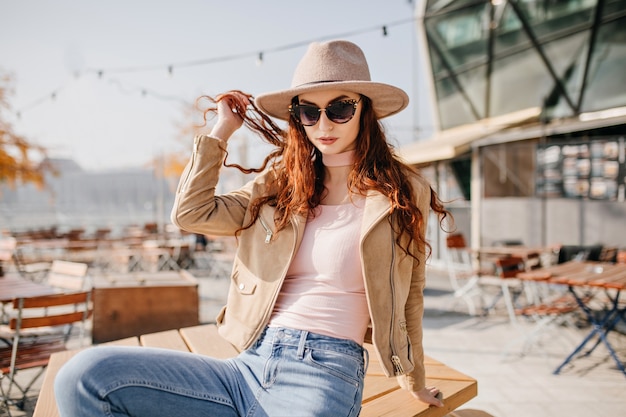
[289,98,361,126]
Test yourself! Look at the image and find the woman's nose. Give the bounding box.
[317,110,334,131]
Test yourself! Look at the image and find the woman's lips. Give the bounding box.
[317,136,338,145]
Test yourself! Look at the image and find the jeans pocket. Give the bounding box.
[305,348,363,386]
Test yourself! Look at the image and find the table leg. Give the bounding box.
[553,288,626,377]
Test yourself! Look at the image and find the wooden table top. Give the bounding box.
[478,245,544,256]
[33,324,477,417]
[92,270,198,288]
[0,274,56,303]
[517,261,626,290]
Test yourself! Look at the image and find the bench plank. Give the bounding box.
[104,337,141,347]
[362,374,401,403]
[139,329,189,351]
[362,388,435,417]
[31,351,76,417]
[361,376,477,417]
[180,324,239,359]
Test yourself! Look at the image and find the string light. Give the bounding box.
[11,16,417,118]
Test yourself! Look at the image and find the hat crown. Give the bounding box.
[291,40,372,88]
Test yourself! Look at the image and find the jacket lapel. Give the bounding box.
[361,190,391,239]
[291,213,308,252]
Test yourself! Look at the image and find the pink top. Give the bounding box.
[269,199,370,344]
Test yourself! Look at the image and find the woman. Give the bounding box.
[55,40,449,416]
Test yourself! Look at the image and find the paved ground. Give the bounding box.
[4,263,626,417]
[418,267,626,417]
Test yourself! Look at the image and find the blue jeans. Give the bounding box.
[55,327,366,417]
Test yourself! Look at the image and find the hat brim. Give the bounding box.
[254,81,409,121]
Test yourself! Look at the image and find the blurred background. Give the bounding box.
[1,0,625,261]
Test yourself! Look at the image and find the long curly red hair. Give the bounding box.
[204,91,450,261]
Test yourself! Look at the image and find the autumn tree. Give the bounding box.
[0,72,51,189]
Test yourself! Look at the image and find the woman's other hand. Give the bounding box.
[412,386,444,407]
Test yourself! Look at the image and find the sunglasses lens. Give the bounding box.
[298,105,321,126]
[326,101,356,124]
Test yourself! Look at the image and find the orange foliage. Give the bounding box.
[0,72,51,189]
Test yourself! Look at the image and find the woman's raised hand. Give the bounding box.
[210,91,250,142]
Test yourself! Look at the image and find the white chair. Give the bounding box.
[0,237,50,281]
[45,260,90,291]
[445,234,484,316]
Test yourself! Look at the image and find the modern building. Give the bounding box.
[401,0,626,257]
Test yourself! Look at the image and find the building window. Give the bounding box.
[483,141,537,197]
[536,136,626,200]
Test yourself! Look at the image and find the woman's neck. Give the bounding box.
[321,150,355,167]
[320,150,355,205]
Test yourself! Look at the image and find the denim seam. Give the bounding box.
[101,380,235,408]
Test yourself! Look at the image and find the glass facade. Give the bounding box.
[423,0,626,128]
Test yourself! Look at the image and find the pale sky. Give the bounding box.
[1,0,434,171]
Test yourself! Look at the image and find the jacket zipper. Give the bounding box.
[258,217,273,243]
[388,226,404,375]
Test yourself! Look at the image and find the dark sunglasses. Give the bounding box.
[289,98,361,126]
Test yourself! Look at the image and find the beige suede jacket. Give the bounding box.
[171,135,432,392]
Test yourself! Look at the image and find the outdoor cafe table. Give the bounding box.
[0,274,57,303]
[470,245,554,324]
[33,324,478,417]
[91,270,200,343]
[0,274,58,324]
[517,260,626,377]
[476,245,557,270]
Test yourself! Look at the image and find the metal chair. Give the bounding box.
[479,255,528,324]
[0,291,92,414]
[445,234,484,316]
[0,237,50,282]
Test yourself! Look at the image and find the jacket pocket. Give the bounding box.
[232,269,257,295]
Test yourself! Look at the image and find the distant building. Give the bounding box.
[0,154,253,236]
[0,158,175,235]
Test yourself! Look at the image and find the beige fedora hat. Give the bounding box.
[255,40,409,121]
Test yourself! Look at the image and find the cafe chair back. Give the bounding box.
[0,237,50,281]
[445,233,485,316]
[45,260,90,291]
[0,291,92,414]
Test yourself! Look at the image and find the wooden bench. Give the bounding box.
[33,324,478,417]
